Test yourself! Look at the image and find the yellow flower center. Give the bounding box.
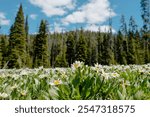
[54,80,60,85]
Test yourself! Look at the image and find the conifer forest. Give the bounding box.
[0,1,150,68]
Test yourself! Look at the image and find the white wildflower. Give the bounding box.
[20,90,27,96]
[39,66,44,70]
[39,74,48,79]
[110,73,120,78]
[99,69,105,74]
[124,80,131,86]
[71,61,84,70]
[20,70,28,76]
[12,74,20,80]
[94,63,100,68]
[0,93,8,99]
[11,84,18,90]
[101,72,110,80]
[0,73,4,78]
[49,79,62,86]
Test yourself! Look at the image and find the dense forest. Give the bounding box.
[0,0,150,68]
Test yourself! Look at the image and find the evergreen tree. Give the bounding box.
[118,15,128,64]
[91,43,98,65]
[97,28,103,64]
[101,33,114,65]
[50,39,56,67]
[120,15,128,36]
[140,0,150,33]
[141,0,150,63]
[25,15,29,41]
[116,31,127,64]
[50,33,61,67]
[0,36,2,68]
[135,30,144,64]
[8,4,26,68]
[25,15,31,67]
[55,35,68,67]
[127,16,137,64]
[75,28,87,62]
[143,36,150,63]
[33,20,50,68]
[86,32,92,65]
[1,36,8,68]
[66,31,75,66]
[127,31,136,64]
[80,31,97,66]
[0,26,2,68]
[129,16,138,34]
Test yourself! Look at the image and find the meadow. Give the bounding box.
[0,61,150,100]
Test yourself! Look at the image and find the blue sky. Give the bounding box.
[0,0,143,34]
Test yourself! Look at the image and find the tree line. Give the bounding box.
[0,0,150,68]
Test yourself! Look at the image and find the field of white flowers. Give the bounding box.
[0,61,150,100]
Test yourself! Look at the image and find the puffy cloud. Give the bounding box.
[29,0,76,17]
[62,0,116,25]
[51,22,65,33]
[0,12,10,26]
[85,24,116,33]
[29,14,38,20]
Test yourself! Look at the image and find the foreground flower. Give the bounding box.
[39,74,48,79]
[49,79,62,86]
[71,61,84,70]
[101,73,110,80]
[20,90,27,96]
[20,70,28,76]
[11,84,18,90]
[110,73,120,78]
[101,72,119,80]
[0,93,8,99]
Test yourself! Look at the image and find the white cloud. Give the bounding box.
[29,0,76,17]
[85,24,116,33]
[0,12,10,26]
[52,22,65,33]
[62,0,116,25]
[29,14,38,20]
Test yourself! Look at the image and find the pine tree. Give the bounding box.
[66,31,75,66]
[127,31,136,64]
[143,36,150,63]
[120,15,128,36]
[8,4,26,68]
[25,15,31,67]
[1,36,8,68]
[0,26,2,68]
[50,39,56,67]
[127,16,137,64]
[140,0,150,33]
[86,32,92,65]
[118,15,128,64]
[91,43,98,65]
[135,30,144,64]
[140,0,150,63]
[50,33,61,67]
[75,28,87,62]
[116,31,127,64]
[101,33,114,65]
[129,16,138,34]
[55,32,68,67]
[33,20,50,68]
[25,15,29,41]
[97,28,103,64]
[0,36,2,68]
